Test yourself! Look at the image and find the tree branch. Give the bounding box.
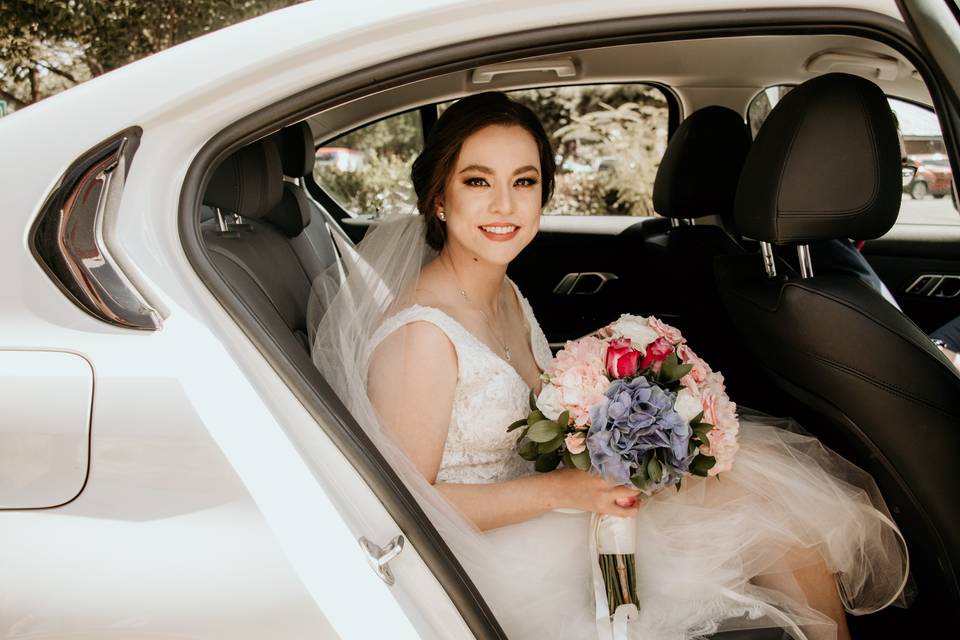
[0,87,26,109]
[36,60,78,85]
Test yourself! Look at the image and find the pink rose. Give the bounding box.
[648,316,685,344]
[545,336,611,428]
[565,433,587,454]
[677,343,711,386]
[640,336,674,372]
[697,372,740,476]
[605,338,640,379]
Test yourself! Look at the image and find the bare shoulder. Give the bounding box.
[368,316,458,386]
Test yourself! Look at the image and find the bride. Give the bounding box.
[310,92,908,639]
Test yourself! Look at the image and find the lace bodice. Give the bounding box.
[368,279,554,484]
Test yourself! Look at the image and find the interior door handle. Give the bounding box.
[905,274,960,298]
[553,272,619,295]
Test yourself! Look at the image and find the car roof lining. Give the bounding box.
[306,33,930,146]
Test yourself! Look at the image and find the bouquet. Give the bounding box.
[508,314,740,618]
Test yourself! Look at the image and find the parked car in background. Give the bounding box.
[906,152,953,198]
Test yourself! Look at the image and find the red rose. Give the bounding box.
[605,338,640,379]
[640,336,674,372]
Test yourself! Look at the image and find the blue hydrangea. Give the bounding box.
[586,376,694,487]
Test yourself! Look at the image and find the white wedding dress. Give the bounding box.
[366,279,909,640]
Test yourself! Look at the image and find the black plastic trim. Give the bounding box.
[180,8,932,638]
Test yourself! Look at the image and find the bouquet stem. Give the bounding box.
[596,515,638,617]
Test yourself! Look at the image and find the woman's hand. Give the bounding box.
[547,467,643,517]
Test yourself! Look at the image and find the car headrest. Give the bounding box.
[653,105,751,221]
[262,184,312,237]
[734,73,901,244]
[270,122,314,178]
[203,139,283,218]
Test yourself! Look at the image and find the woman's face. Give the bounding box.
[439,124,542,266]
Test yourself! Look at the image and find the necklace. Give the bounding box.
[445,255,512,362]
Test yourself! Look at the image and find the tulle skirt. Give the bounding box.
[468,413,909,640]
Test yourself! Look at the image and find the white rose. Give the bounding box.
[610,315,658,351]
[674,388,703,424]
[536,383,564,421]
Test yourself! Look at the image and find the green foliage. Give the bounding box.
[0,0,303,109]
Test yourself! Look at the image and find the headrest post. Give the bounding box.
[215,207,229,233]
[760,241,777,278]
[685,218,696,226]
[797,244,814,279]
[669,218,681,228]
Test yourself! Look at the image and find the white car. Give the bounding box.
[2,1,959,638]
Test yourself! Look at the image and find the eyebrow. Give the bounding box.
[458,164,540,176]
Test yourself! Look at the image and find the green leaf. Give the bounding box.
[538,435,564,454]
[535,451,562,472]
[689,411,704,426]
[571,449,592,472]
[659,352,680,380]
[692,422,713,441]
[527,410,545,426]
[529,390,538,411]
[562,449,574,470]
[507,417,527,432]
[647,457,662,483]
[518,439,539,461]
[690,455,716,477]
[630,474,650,491]
[527,420,563,443]
[557,410,570,427]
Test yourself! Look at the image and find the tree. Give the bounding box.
[0,0,303,111]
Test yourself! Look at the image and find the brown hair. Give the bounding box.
[411,91,556,251]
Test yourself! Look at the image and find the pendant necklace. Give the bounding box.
[446,255,512,362]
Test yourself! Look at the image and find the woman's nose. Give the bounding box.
[489,182,512,215]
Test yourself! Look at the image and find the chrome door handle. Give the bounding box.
[358,535,405,585]
[553,272,619,295]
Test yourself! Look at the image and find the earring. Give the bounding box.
[437,209,446,222]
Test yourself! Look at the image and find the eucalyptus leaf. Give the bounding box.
[527,420,563,443]
[647,457,662,483]
[557,409,570,427]
[630,474,650,491]
[690,454,716,477]
[507,417,527,432]
[535,451,562,472]
[527,410,545,426]
[562,449,574,470]
[571,449,592,472]
[518,439,539,461]
[529,390,538,411]
[538,435,564,454]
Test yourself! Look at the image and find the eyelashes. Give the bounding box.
[463,177,540,188]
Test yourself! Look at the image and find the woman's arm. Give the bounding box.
[367,321,640,531]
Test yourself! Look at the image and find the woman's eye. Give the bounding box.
[515,177,539,187]
[464,177,489,187]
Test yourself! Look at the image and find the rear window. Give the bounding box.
[313,84,670,218]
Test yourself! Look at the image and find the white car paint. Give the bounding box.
[0,0,906,638]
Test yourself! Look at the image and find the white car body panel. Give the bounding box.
[0,0,906,637]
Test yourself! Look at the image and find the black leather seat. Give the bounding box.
[202,138,315,353]
[716,72,960,629]
[639,105,757,400]
[267,122,345,284]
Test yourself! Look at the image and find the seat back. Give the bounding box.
[716,73,960,618]
[202,138,315,353]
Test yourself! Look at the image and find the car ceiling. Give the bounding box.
[306,33,928,145]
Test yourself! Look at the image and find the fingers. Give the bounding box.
[606,502,641,518]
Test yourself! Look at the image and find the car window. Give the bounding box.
[314,84,671,218]
[748,85,959,226]
[313,109,422,217]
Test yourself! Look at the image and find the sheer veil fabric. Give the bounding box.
[309,213,909,640]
